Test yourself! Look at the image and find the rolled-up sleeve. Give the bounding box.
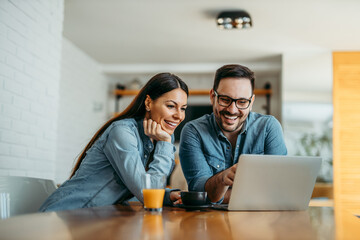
[103,124,174,204]
[148,141,175,176]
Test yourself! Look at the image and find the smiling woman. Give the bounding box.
[38,73,189,212]
[144,88,188,138]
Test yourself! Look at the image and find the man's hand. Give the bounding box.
[219,164,237,186]
[143,119,171,143]
[205,164,237,203]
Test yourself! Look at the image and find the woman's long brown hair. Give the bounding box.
[69,73,189,178]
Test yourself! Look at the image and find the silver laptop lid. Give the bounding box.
[228,154,322,211]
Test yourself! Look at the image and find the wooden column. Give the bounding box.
[333,52,360,239]
[333,52,360,211]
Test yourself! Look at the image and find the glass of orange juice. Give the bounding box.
[142,173,166,212]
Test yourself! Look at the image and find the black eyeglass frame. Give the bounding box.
[213,90,253,110]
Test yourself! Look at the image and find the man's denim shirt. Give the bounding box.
[179,112,287,194]
[39,118,176,212]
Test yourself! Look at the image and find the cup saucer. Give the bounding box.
[174,204,212,210]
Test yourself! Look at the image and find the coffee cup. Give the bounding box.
[180,191,207,206]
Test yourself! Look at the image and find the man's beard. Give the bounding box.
[215,109,245,133]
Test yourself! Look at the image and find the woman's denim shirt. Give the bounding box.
[39,118,176,212]
[179,112,287,193]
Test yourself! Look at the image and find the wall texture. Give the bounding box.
[56,38,107,183]
[0,1,64,179]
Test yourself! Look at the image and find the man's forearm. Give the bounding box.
[222,188,232,204]
[204,172,229,203]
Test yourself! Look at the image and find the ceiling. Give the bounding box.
[63,0,360,71]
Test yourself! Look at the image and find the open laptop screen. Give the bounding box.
[226,154,322,211]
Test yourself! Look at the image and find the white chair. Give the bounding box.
[0,176,56,217]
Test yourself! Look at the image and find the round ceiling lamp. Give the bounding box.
[217,10,252,29]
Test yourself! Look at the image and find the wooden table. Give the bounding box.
[0,203,359,240]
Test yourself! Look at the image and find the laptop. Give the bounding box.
[214,154,322,211]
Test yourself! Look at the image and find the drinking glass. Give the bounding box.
[142,173,166,212]
[0,192,10,219]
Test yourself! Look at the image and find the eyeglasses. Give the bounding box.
[214,90,252,110]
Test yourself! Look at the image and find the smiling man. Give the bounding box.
[179,64,287,203]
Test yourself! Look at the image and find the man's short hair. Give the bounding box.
[213,64,255,93]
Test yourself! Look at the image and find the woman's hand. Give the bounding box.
[143,118,172,143]
[170,191,182,205]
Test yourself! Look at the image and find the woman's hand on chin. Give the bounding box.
[143,118,172,143]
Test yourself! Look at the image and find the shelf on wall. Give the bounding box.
[113,83,273,115]
[114,88,272,96]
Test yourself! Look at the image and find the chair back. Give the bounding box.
[0,176,56,216]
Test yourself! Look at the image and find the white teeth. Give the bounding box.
[224,115,237,120]
[165,121,177,126]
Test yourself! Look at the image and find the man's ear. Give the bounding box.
[250,94,255,111]
[145,95,152,111]
[210,89,215,105]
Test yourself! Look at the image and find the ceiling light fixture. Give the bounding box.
[216,10,252,29]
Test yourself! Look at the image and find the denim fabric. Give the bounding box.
[39,118,176,212]
[179,112,287,193]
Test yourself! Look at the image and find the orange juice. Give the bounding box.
[142,189,165,209]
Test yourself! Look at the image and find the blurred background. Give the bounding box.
[1,0,359,186]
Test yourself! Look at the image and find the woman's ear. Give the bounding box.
[145,95,152,112]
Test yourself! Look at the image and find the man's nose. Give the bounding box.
[226,101,238,113]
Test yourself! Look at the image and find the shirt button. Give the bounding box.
[227,146,230,150]
[144,154,147,158]
[217,165,220,168]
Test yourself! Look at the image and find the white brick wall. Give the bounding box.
[0,0,64,179]
[56,38,107,183]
